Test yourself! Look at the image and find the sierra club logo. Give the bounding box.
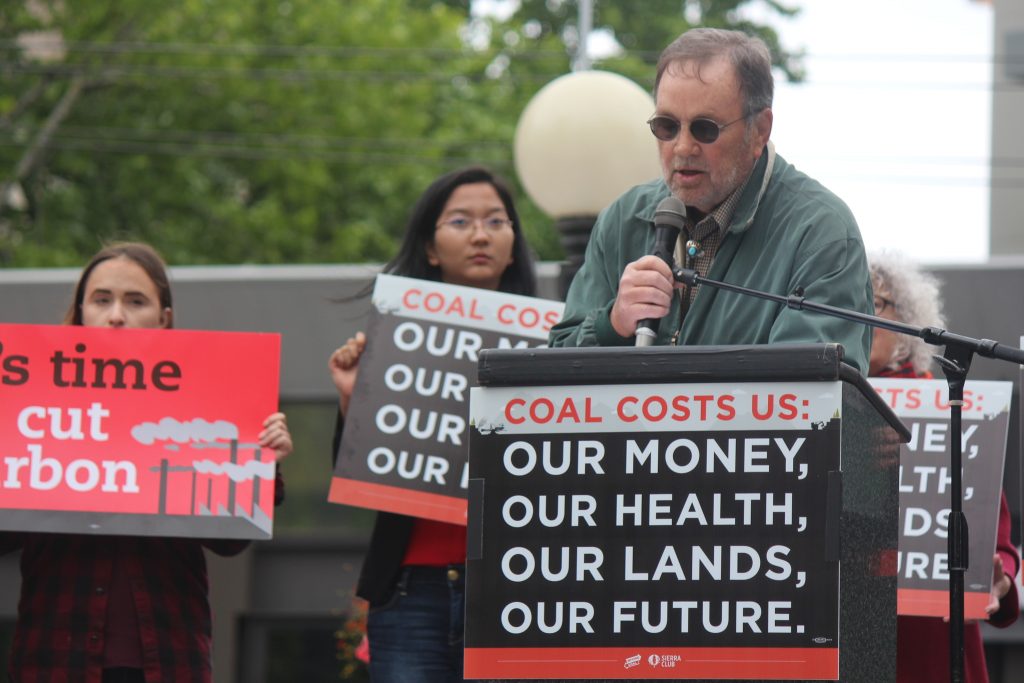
[646,653,683,669]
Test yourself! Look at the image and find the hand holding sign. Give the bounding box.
[986,554,1013,617]
[945,555,1014,625]
[258,412,292,461]
[329,331,367,415]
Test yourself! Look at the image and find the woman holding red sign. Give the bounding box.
[869,251,1020,683]
[1,242,292,683]
[329,166,537,682]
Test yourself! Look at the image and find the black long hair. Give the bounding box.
[382,166,537,296]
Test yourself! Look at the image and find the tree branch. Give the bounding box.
[0,75,87,211]
[0,76,52,130]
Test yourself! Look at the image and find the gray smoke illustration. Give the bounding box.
[192,459,275,482]
[131,417,239,445]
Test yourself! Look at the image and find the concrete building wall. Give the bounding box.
[990,0,1024,256]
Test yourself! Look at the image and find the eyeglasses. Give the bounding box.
[874,296,894,314]
[647,113,752,144]
[437,216,513,232]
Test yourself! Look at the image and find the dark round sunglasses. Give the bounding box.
[647,113,752,145]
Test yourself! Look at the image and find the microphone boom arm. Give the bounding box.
[673,267,1024,365]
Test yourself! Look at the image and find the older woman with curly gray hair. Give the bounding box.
[868,250,945,377]
[869,251,1021,683]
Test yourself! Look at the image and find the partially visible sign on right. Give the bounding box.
[870,378,1012,619]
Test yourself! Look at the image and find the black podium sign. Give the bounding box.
[467,379,844,680]
[868,378,1012,618]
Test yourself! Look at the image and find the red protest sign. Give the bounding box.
[0,323,281,540]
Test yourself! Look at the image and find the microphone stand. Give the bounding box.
[673,266,1024,683]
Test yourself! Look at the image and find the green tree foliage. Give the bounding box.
[508,0,803,80]
[0,0,800,268]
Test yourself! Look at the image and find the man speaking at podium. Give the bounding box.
[548,28,872,373]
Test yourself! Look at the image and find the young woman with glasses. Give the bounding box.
[328,166,536,682]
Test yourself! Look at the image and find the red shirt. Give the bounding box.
[400,518,466,566]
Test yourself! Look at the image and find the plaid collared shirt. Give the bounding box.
[4,474,282,683]
[6,535,231,683]
[673,177,748,307]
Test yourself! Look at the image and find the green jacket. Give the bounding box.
[549,145,873,374]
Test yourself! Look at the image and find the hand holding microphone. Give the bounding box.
[607,196,687,344]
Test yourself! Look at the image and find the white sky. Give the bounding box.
[753,0,994,263]
[477,0,995,263]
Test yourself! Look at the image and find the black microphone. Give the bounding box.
[635,196,687,346]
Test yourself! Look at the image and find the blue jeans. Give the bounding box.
[367,564,465,683]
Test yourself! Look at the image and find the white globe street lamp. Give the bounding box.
[514,70,660,296]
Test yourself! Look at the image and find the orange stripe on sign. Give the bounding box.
[465,646,839,680]
[898,588,990,619]
[327,477,467,525]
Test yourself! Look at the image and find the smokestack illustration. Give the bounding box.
[136,417,274,530]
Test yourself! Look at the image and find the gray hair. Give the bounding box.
[654,28,774,116]
[869,250,946,375]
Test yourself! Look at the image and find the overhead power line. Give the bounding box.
[0,131,982,162]
[44,125,511,151]
[0,60,566,85]
[10,136,1024,189]
[3,61,1016,92]
[8,125,1024,169]
[0,136,513,167]
[0,38,1015,66]
[0,38,569,60]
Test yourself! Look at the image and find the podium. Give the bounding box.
[465,344,907,682]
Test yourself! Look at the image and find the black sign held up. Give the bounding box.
[869,378,1012,618]
[329,274,563,524]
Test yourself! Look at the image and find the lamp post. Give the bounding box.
[513,70,659,298]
